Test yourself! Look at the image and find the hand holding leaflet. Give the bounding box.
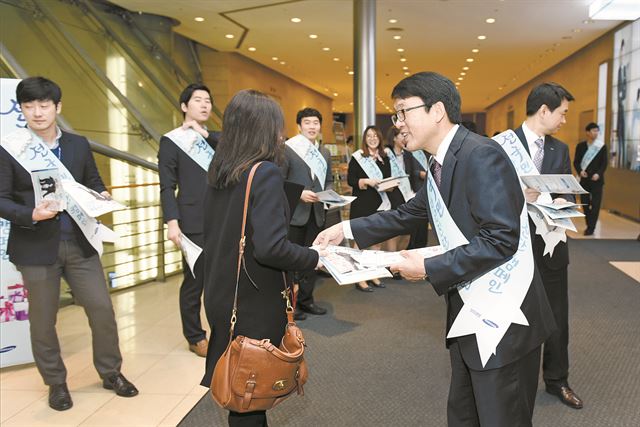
[179,234,203,278]
[520,174,588,194]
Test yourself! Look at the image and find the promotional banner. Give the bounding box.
[0,78,34,367]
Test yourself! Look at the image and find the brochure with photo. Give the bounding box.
[31,168,66,211]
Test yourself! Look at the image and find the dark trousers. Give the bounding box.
[17,239,122,385]
[229,410,267,427]
[539,263,570,388]
[181,233,207,345]
[580,182,603,232]
[447,341,541,427]
[288,213,321,306]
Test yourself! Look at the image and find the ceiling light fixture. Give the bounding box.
[485,18,495,24]
[248,47,256,52]
[389,18,398,23]
[194,17,205,22]
[333,92,338,97]
[466,58,474,62]
[393,35,402,40]
[309,34,318,39]
[400,58,407,62]
[322,47,330,51]
[290,17,302,23]
[397,48,405,52]
[333,57,340,61]
[404,72,410,76]
[463,66,469,70]
[279,61,286,65]
[455,82,460,86]
[225,34,234,39]
[477,35,487,40]
[458,77,464,81]
[348,71,354,75]
[472,48,479,53]
[272,56,278,60]
[460,72,466,76]
[402,66,409,70]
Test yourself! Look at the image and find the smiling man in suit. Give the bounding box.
[315,72,555,426]
[0,77,137,411]
[514,82,583,410]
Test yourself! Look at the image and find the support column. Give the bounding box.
[353,0,376,148]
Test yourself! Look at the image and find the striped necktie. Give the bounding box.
[533,137,544,172]
[431,160,442,189]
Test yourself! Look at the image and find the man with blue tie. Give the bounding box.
[514,82,584,410]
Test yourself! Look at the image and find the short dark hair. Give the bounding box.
[585,122,599,131]
[391,72,461,124]
[16,77,62,105]
[525,82,575,116]
[208,90,284,189]
[179,83,211,117]
[296,107,322,125]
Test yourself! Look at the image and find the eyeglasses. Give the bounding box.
[391,104,427,125]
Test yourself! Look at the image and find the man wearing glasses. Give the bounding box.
[315,72,554,426]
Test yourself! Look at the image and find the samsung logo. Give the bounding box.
[482,319,499,328]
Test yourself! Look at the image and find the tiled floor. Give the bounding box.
[0,275,210,427]
[0,209,637,426]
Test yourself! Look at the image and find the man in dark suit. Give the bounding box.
[574,122,607,235]
[0,77,137,411]
[282,108,332,320]
[315,72,555,426]
[158,84,218,357]
[514,82,583,409]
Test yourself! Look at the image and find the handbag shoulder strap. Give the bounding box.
[228,162,294,340]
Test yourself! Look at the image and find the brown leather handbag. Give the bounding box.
[211,162,308,413]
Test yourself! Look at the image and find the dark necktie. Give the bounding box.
[431,160,442,189]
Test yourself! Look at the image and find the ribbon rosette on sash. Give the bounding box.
[385,147,415,201]
[428,130,536,367]
[285,134,328,189]
[580,139,604,172]
[352,150,391,211]
[1,128,117,256]
[164,127,215,172]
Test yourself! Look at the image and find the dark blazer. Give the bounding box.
[200,161,319,386]
[573,140,607,186]
[157,131,218,235]
[350,127,555,370]
[514,126,574,270]
[347,154,396,219]
[0,130,106,265]
[281,143,333,228]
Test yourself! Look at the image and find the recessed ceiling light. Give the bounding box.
[248,47,256,52]
[458,77,464,81]
[225,34,234,39]
[463,66,469,70]
[333,57,340,62]
[194,17,205,22]
[271,56,278,61]
[322,47,330,51]
[400,58,407,62]
[455,82,460,86]
[472,48,479,53]
[498,86,503,90]
[389,18,398,23]
[137,81,144,87]
[291,17,302,23]
[333,92,338,97]
[393,35,402,40]
[397,48,405,52]
[477,35,487,40]
[309,34,318,39]
[460,72,466,76]
[466,58,474,62]
[485,18,495,24]
[348,71,354,75]
[402,66,409,70]
[404,72,410,75]
[279,61,286,65]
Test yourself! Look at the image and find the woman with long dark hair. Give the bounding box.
[200,90,320,426]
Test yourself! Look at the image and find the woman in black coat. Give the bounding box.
[200,90,320,427]
[347,126,399,291]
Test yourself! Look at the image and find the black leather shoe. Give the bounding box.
[546,384,583,409]
[368,280,386,288]
[355,283,374,292]
[584,229,594,236]
[103,373,139,397]
[294,308,307,321]
[299,303,327,315]
[49,383,73,411]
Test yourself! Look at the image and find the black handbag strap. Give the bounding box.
[228,162,293,340]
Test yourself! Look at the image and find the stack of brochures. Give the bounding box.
[374,175,408,192]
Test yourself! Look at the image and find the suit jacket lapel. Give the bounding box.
[59,131,75,171]
[541,136,555,174]
[440,127,465,206]
[514,126,530,157]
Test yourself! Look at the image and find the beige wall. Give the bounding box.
[199,49,333,141]
[485,30,639,220]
